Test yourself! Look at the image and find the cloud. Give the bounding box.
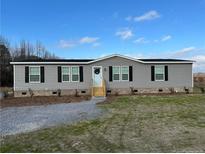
[116,28,133,40]
[172,46,197,57]
[161,35,172,41]
[162,46,205,72]
[125,53,146,59]
[125,47,205,72]
[79,37,99,44]
[59,40,76,48]
[193,55,205,63]
[134,10,160,22]
[134,37,149,44]
[192,55,205,72]
[59,36,100,48]
[133,35,171,45]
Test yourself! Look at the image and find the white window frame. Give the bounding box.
[29,66,40,83]
[121,66,129,81]
[71,66,79,82]
[61,66,70,82]
[112,66,121,82]
[155,65,165,81]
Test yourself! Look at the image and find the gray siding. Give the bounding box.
[90,56,193,88]
[14,56,193,91]
[14,65,91,91]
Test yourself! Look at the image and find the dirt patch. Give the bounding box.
[0,95,91,108]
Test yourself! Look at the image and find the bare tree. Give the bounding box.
[0,36,58,86]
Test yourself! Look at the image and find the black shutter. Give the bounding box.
[79,66,83,82]
[25,66,29,83]
[165,66,168,81]
[151,66,155,81]
[129,66,133,81]
[58,66,62,82]
[40,66,44,83]
[109,66,113,82]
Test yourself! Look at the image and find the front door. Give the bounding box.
[92,66,103,87]
[92,66,105,97]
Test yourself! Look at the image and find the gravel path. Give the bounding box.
[0,98,105,136]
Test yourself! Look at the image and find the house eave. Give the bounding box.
[142,61,194,64]
[10,54,195,65]
[10,62,89,65]
[87,54,145,64]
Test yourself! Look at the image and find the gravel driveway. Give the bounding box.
[0,98,105,136]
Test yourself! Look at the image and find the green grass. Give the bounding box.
[1,94,205,152]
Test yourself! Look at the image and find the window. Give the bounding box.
[112,66,130,81]
[155,65,164,81]
[29,66,40,82]
[112,66,120,81]
[72,67,79,82]
[62,66,70,82]
[121,66,129,81]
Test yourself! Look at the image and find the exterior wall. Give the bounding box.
[89,56,193,89]
[14,64,92,91]
[13,56,193,97]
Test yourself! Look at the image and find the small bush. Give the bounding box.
[198,76,205,82]
[184,87,189,94]
[169,88,175,94]
[75,89,79,97]
[130,87,134,95]
[28,88,34,97]
[57,89,61,97]
[115,91,119,96]
[200,87,205,93]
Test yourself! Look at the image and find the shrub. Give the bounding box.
[75,89,79,97]
[184,87,189,94]
[115,91,119,96]
[130,87,134,95]
[198,76,205,82]
[200,87,205,93]
[28,88,34,97]
[57,89,61,97]
[169,88,175,94]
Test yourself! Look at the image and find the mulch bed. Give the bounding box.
[0,95,91,108]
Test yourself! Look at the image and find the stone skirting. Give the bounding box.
[14,87,193,97]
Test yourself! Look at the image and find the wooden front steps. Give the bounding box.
[91,79,106,97]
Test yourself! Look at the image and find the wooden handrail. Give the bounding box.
[102,79,106,97]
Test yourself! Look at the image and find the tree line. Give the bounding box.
[0,36,58,87]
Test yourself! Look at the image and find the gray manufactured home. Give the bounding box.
[10,54,194,97]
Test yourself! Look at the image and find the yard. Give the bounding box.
[0,94,205,152]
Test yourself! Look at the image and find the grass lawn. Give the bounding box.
[1,94,205,152]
